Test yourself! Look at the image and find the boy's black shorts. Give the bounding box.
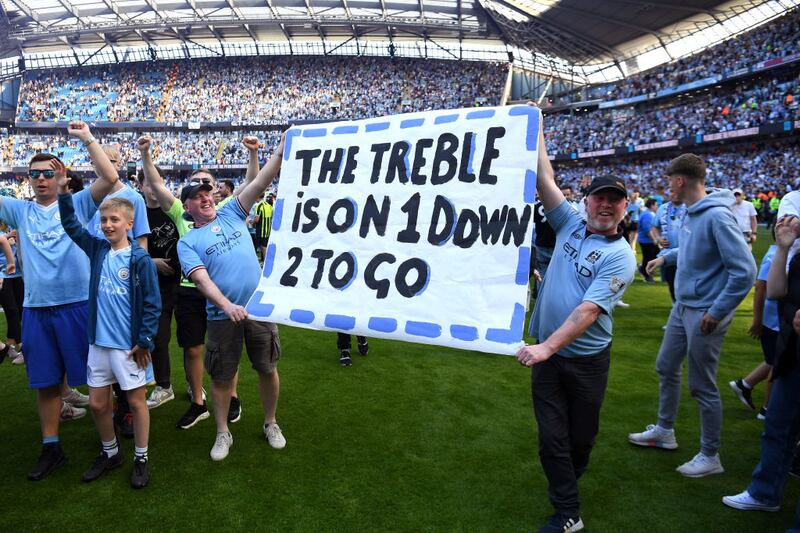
[175,285,207,348]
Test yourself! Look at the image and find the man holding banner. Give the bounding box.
[517,120,636,533]
[176,134,286,461]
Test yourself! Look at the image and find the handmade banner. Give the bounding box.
[246,104,540,355]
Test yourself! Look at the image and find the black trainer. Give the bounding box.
[82,451,124,482]
[27,443,67,481]
[538,514,584,533]
[130,456,150,489]
[339,349,352,367]
[176,401,210,429]
[228,396,242,424]
[115,411,135,439]
[729,378,756,410]
[357,340,369,356]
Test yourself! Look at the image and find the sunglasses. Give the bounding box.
[29,169,56,179]
[190,178,213,185]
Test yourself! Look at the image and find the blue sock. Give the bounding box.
[43,436,59,445]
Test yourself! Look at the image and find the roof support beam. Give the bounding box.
[264,0,292,42]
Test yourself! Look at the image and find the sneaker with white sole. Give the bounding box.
[722,491,779,512]
[676,452,724,478]
[60,401,87,422]
[538,513,584,533]
[147,386,175,409]
[11,353,24,365]
[756,407,767,420]
[62,388,90,407]
[264,423,286,449]
[729,379,756,410]
[627,424,678,449]
[210,431,233,461]
[615,300,630,309]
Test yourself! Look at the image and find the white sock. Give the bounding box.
[102,438,119,458]
[134,446,148,461]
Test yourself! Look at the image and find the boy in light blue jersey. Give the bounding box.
[0,227,24,354]
[177,133,285,461]
[57,161,160,489]
[85,145,150,439]
[0,120,122,481]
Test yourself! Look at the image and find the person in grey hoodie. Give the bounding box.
[627,153,757,478]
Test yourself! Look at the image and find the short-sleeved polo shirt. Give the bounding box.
[528,200,636,357]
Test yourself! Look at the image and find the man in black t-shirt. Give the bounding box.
[139,170,181,409]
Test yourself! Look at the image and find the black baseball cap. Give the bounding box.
[586,174,627,197]
[180,182,213,203]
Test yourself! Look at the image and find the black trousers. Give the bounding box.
[152,282,177,388]
[337,333,366,350]
[0,277,24,342]
[663,264,677,303]
[639,243,658,279]
[531,346,611,517]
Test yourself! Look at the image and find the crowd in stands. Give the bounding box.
[545,70,799,153]
[602,9,800,101]
[2,130,282,168]
[553,141,799,197]
[17,57,505,124]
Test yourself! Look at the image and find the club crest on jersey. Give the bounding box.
[117,267,130,280]
[609,276,626,294]
[211,225,221,233]
[585,250,603,264]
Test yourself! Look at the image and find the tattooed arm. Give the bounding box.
[515,301,602,366]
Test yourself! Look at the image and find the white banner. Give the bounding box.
[246,105,541,355]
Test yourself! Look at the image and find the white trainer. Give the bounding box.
[60,401,87,422]
[722,491,779,512]
[627,424,678,449]
[264,423,286,449]
[210,431,233,461]
[676,452,724,478]
[62,387,90,407]
[147,386,175,409]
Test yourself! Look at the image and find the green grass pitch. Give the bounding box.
[0,227,795,532]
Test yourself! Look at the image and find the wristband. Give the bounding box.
[83,137,96,147]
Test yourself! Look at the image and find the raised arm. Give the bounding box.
[137,135,176,212]
[236,133,285,214]
[767,216,800,300]
[233,136,261,196]
[52,158,101,256]
[68,121,119,204]
[530,106,564,212]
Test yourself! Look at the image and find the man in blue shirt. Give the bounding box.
[0,120,122,480]
[518,118,636,533]
[637,199,658,283]
[652,192,688,302]
[629,153,756,478]
[178,133,285,461]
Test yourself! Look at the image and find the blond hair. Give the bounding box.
[99,197,134,220]
[101,145,121,163]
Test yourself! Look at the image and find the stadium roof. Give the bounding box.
[0,0,796,73]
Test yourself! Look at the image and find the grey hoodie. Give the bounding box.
[663,189,756,320]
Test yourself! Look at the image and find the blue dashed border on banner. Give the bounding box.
[248,106,539,350]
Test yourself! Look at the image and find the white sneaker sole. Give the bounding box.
[722,496,779,512]
[677,465,724,478]
[147,394,175,410]
[178,410,209,429]
[628,436,678,450]
[729,381,755,410]
[210,446,231,461]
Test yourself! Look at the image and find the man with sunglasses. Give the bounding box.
[0,120,122,480]
[137,135,260,429]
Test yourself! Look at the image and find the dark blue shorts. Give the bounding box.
[22,301,89,389]
[761,327,778,367]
